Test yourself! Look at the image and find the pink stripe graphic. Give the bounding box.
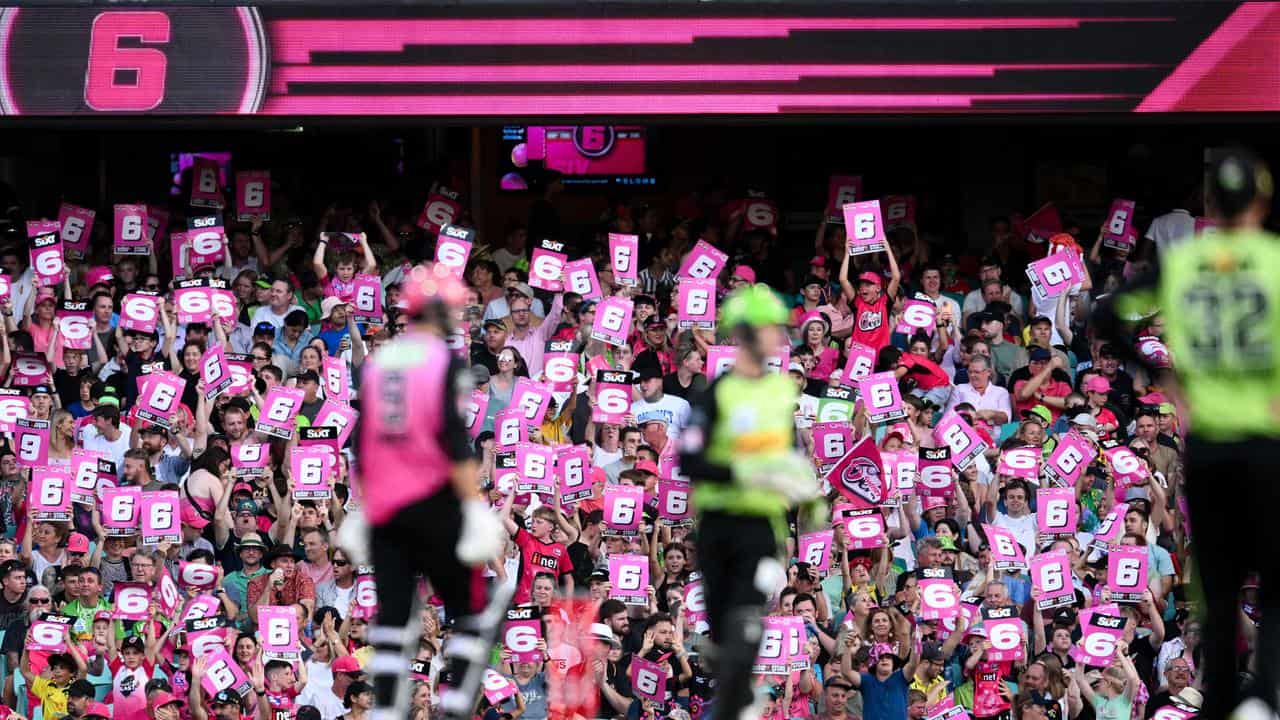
[261,92,1133,115]
[269,17,1172,63]
[1137,2,1279,112]
[270,62,1159,94]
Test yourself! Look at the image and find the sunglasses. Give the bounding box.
[28,597,50,605]
[143,284,161,290]
[333,560,349,567]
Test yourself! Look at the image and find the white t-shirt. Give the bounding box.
[81,423,133,478]
[251,303,305,330]
[632,394,692,438]
[592,446,623,468]
[1146,209,1195,256]
[994,511,1038,557]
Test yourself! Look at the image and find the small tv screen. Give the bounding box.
[499,126,655,191]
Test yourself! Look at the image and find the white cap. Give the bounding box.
[1069,413,1098,429]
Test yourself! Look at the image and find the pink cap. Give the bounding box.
[67,532,90,553]
[85,266,114,288]
[1084,375,1111,394]
[634,460,659,476]
[180,500,210,529]
[798,310,828,330]
[84,701,112,719]
[1137,392,1166,405]
[921,496,947,512]
[870,642,896,661]
[857,271,882,287]
[884,423,912,443]
[332,655,362,673]
[590,467,608,485]
[35,287,56,305]
[149,691,182,710]
[731,265,756,284]
[809,256,827,267]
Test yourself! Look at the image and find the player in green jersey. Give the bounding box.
[1097,148,1280,719]
[679,284,819,720]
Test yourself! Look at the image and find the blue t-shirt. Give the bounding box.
[1148,544,1177,620]
[859,669,909,720]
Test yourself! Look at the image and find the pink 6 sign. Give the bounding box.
[563,258,602,301]
[434,225,474,278]
[917,447,953,498]
[1036,487,1078,538]
[257,386,304,440]
[592,370,632,424]
[827,174,863,217]
[676,278,716,330]
[842,508,886,550]
[608,553,649,606]
[1041,431,1096,487]
[857,371,904,424]
[882,195,917,229]
[798,530,833,573]
[542,341,577,393]
[982,610,1025,662]
[30,468,71,521]
[658,481,692,526]
[895,299,936,336]
[136,371,185,430]
[590,296,633,347]
[1107,545,1149,603]
[113,204,150,255]
[932,411,986,470]
[120,293,160,334]
[609,233,639,285]
[140,491,181,546]
[1025,252,1081,301]
[811,422,851,472]
[842,200,886,256]
[918,575,960,621]
[235,170,271,221]
[504,607,543,663]
[1104,444,1149,488]
[174,281,214,324]
[351,273,383,320]
[417,188,461,233]
[291,447,333,500]
[1102,198,1136,250]
[1030,550,1074,610]
[482,670,518,706]
[515,442,554,495]
[512,378,552,426]
[997,447,1040,480]
[103,486,141,535]
[529,241,567,292]
[840,341,876,385]
[742,198,778,232]
[28,222,65,286]
[556,445,592,504]
[113,582,153,621]
[258,606,301,661]
[1071,612,1125,666]
[27,621,68,653]
[983,524,1027,571]
[705,346,735,379]
[199,649,251,699]
[677,239,728,281]
[57,203,95,259]
[631,656,667,704]
[603,485,643,537]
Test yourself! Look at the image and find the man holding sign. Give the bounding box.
[679,285,819,720]
[354,263,509,720]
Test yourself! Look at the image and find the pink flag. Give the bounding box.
[824,435,886,509]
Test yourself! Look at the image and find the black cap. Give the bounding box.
[68,679,96,699]
[29,384,52,396]
[294,370,321,384]
[588,569,610,583]
[632,294,657,308]
[121,635,145,652]
[1052,607,1078,627]
[212,690,243,707]
[632,351,664,382]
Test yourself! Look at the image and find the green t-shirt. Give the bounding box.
[1121,228,1280,439]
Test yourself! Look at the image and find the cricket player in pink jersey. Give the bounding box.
[353,263,508,720]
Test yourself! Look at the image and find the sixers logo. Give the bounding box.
[857,310,884,332]
[839,456,884,505]
[0,8,267,115]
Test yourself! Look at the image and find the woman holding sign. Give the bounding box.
[680,285,819,720]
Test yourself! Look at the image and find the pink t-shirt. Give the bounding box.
[110,657,156,720]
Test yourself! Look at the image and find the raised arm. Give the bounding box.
[312,235,330,281]
[884,242,902,299]
[359,233,378,275]
[838,246,855,303]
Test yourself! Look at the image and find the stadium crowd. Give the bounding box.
[0,163,1211,720]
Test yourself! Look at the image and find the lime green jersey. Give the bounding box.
[1125,228,1280,440]
[690,371,798,517]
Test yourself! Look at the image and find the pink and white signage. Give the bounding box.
[602,485,644,537]
[136,371,185,430]
[1101,198,1136,251]
[186,216,226,269]
[608,233,639,285]
[590,296,633,347]
[857,371,904,424]
[608,554,649,605]
[676,278,716,330]
[798,530,833,574]
[198,648,253,699]
[1070,612,1125,667]
[15,418,49,468]
[983,524,1027,571]
[556,445,592,504]
[512,377,553,426]
[933,411,986,470]
[28,222,66,286]
[705,345,735,378]
[1103,444,1150,489]
[503,607,544,663]
[140,491,181,546]
[433,224,474,278]
[56,301,92,350]
[658,481,692,526]
[591,370,633,425]
[919,571,961,621]
[190,156,225,209]
[26,621,69,653]
[827,175,863,220]
[1107,545,1149,603]
[811,421,852,475]
[10,352,48,387]
[351,273,383,320]
[257,386,304,440]
[981,607,1025,663]
[917,447,953,498]
[29,468,71,522]
[515,442,554,495]
[174,280,214,324]
[841,508,886,549]
[676,239,728,281]
[112,583,153,621]
[494,408,527,449]
[529,240,567,292]
[895,299,936,336]
[417,187,462,233]
[563,257,602,301]
[1090,503,1130,553]
[482,670,519,706]
[882,195,917,229]
[113,204,150,255]
[840,341,877,385]
[120,293,160,334]
[753,616,805,674]
[235,170,271,221]
[57,203,95,260]
[1036,487,1078,538]
[1030,550,1075,611]
[1025,250,1086,301]
[881,449,917,499]
[542,341,577,393]
[291,447,334,500]
[843,200,887,256]
[996,447,1040,480]
[1041,431,1096,487]
[258,606,301,661]
[630,657,668,704]
[103,486,141,536]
